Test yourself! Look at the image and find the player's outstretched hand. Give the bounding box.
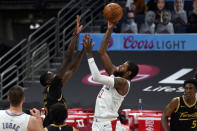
[82,34,95,54]
[75,15,83,35]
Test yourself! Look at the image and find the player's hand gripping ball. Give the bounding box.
[103,3,123,23]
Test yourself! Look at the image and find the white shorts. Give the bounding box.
[92,119,126,131]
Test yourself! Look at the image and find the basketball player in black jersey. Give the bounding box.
[44,103,78,131]
[161,78,197,131]
[40,15,84,127]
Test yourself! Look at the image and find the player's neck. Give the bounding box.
[9,105,23,114]
[184,96,196,105]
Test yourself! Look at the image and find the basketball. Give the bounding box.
[103,3,123,23]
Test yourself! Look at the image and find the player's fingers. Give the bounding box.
[86,33,89,37]
[79,25,83,31]
[29,109,34,115]
[92,42,95,47]
[81,41,87,47]
[76,15,80,26]
[83,34,88,40]
[78,15,81,22]
[90,37,92,44]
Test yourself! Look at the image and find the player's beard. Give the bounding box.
[113,70,125,77]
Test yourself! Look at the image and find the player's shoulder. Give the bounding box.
[115,76,129,82]
[170,97,180,106]
[171,97,179,102]
[173,96,179,100]
[0,110,5,115]
[0,110,4,112]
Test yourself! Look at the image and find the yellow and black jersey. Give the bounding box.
[45,124,76,131]
[170,96,197,131]
[43,76,67,127]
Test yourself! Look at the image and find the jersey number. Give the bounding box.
[192,120,197,128]
[98,89,104,98]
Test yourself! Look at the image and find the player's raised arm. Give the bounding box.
[83,34,129,96]
[62,47,85,85]
[58,15,83,79]
[98,21,117,75]
[82,34,114,88]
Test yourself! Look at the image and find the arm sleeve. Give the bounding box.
[88,58,114,87]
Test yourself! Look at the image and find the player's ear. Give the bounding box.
[46,79,51,85]
[22,97,25,103]
[8,96,10,102]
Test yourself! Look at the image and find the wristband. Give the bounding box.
[88,58,94,63]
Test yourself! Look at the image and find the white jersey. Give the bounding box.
[94,75,130,121]
[0,110,30,131]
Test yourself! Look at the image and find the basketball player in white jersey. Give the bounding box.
[82,22,139,131]
[0,85,45,131]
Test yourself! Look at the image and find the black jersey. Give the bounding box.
[170,96,197,131]
[43,76,66,127]
[45,124,75,131]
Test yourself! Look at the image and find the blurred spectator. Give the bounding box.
[188,0,197,33]
[120,11,138,33]
[125,0,135,12]
[134,0,146,14]
[156,10,174,33]
[147,0,157,11]
[171,0,188,25]
[126,0,145,14]
[155,0,166,24]
[45,103,78,131]
[140,11,156,33]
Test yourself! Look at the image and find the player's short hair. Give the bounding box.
[8,85,24,107]
[49,103,68,125]
[127,61,139,80]
[183,78,197,88]
[40,71,49,87]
